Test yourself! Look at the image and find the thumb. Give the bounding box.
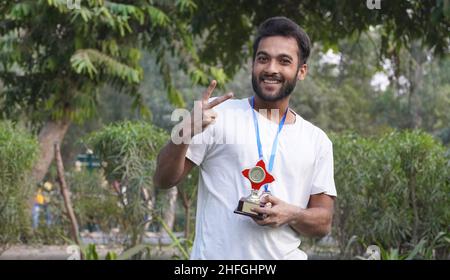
[261,194,281,204]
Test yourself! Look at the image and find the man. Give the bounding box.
[154,16,336,260]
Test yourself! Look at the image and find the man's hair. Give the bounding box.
[252,16,311,65]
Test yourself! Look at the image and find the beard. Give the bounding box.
[251,71,298,102]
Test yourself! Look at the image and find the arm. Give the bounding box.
[153,141,195,189]
[251,193,335,238]
[153,80,233,189]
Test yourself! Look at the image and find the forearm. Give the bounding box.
[288,206,332,238]
[153,140,189,189]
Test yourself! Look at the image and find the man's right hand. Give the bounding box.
[155,80,232,188]
[187,80,233,138]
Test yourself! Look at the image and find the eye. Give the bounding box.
[280,58,291,65]
[257,56,268,63]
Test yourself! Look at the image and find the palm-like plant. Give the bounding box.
[84,121,168,252]
[0,0,227,184]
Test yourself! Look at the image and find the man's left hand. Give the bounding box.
[251,195,299,228]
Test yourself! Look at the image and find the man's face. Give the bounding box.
[252,36,307,102]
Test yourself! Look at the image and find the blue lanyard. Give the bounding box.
[251,96,288,191]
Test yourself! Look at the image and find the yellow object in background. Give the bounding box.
[43,181,53,191]
[35,189,45,205]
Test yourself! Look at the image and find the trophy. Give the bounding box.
[234,159,274,219]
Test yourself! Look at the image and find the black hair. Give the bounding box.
[252,17,311,65]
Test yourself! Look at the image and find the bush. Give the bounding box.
[0,121,39,252]
[332,130,449,259]
[67,169,122,233]
[84,121,168,248]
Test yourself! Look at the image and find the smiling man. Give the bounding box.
[154,17,337,260]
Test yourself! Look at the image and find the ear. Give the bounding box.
[297,63,308,81]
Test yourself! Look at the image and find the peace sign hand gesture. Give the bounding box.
[189,80,233,138]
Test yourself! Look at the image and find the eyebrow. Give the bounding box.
[256,51,294,61]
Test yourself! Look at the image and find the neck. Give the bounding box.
[250,95,291,123]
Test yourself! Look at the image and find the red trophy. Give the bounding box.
[234,159,274,219]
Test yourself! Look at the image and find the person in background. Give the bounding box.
[32,181,53,229]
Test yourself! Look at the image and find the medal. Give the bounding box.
[242,159,274,191]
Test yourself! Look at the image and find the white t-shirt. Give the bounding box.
[186,98,337,260]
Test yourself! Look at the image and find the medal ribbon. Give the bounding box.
[251,96,288,192]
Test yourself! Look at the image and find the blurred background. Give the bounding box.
[0,0,449,260]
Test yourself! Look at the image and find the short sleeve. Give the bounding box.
[310,137,337,197]
[186,97,223,166]
[186,125,214,166]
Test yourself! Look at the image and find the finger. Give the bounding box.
[260,194,270,204]
[251,217,263,224]
[204,109,217,120]
[202,111,217,126]
[261,194,281,205]
[251,206,273,215]
[259,219,277,227]
[202,117,216,127]
[206,92,233,109]
[252,216,271,226]
[202,80,217,102]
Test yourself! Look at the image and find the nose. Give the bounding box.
[263,60,279,75]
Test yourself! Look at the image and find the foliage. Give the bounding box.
[332,130,450,259]
[0,121,39,252]
[80,242,157,260]
[156,215,190,260]
[373,51,450,138]
[377,232,450,260]
[191,0,450,76]
[2,1,448,125]
[67,169,122,232]
[176,167,199,241]
[0,0,226,127]
[84,121,168,249]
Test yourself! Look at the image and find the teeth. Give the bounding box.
[263,79,280,84]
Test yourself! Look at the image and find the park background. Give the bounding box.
[0,0,449,259]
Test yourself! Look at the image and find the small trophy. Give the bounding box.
[234,159,274,219]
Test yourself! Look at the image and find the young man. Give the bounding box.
[154,17,336,260]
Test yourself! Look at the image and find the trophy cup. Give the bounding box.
[234,159,274,219]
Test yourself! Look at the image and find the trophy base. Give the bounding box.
[234,197,264,220]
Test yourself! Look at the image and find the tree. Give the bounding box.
[190,0,449,76]
[1,0,448,182]
[0,0,225,183]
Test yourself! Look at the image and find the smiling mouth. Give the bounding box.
[261,78,282,84]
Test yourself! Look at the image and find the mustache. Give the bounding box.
[259,73,284,82]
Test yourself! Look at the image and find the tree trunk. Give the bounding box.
[55,142,83,260]
[32,119,71,183]
[159,186,178,234]
[407,42,426,129]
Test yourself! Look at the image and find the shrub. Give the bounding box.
[67,169,122,233]
[332,130,449,259]
[84,121,168,248]
[0,121,39,252]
